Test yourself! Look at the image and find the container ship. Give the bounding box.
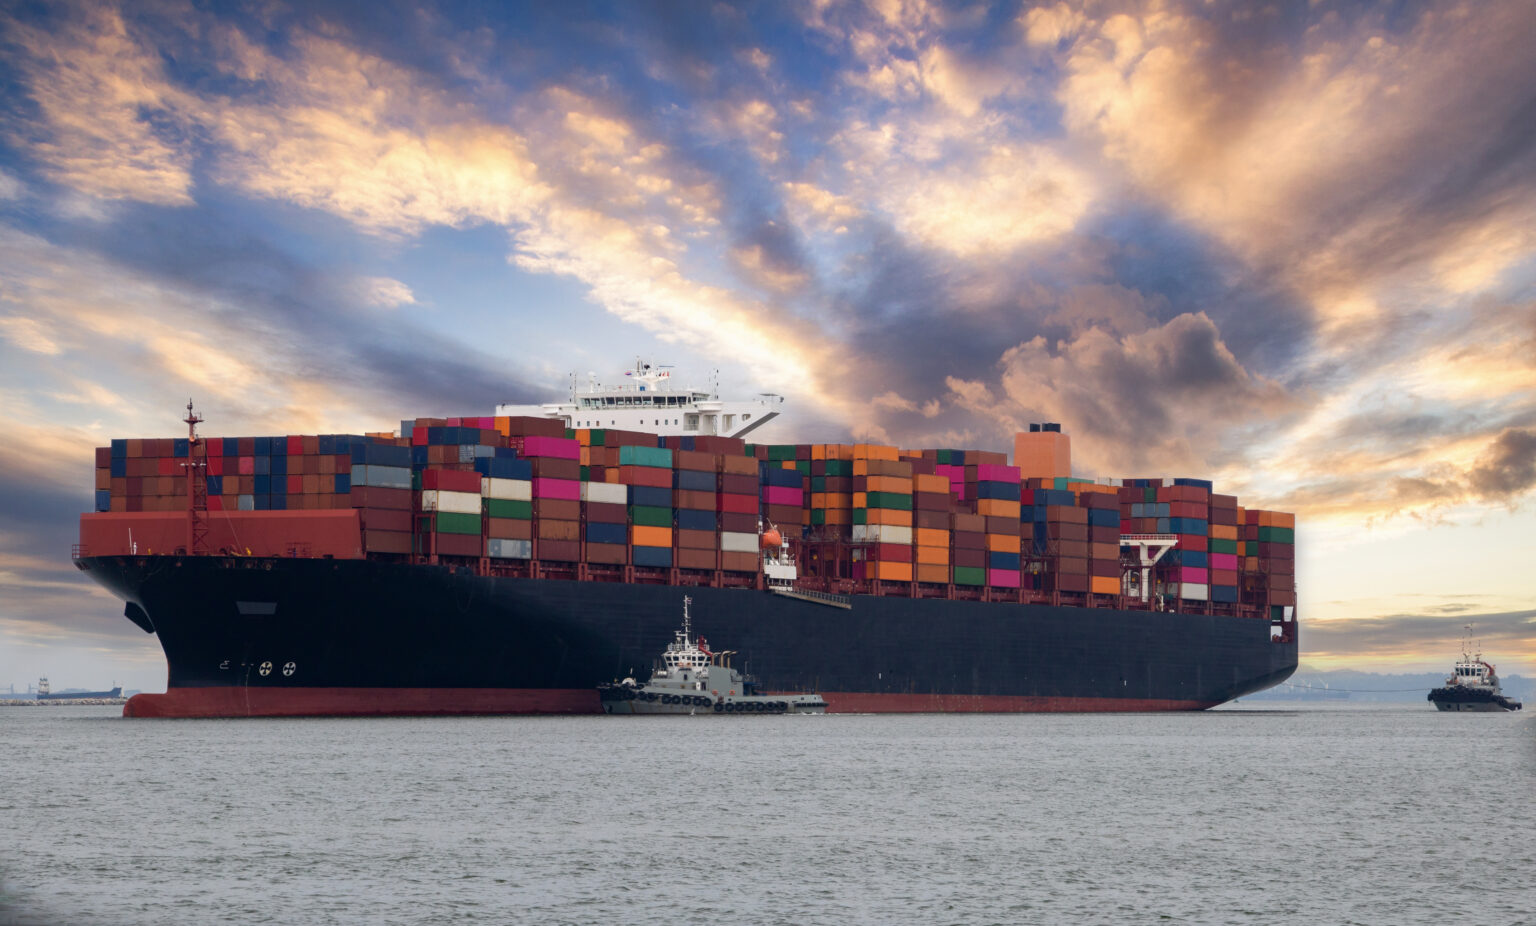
[74,373,1298,718]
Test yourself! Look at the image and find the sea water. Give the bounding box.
[1,703,1532,925]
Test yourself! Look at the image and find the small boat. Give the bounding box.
[1427,626,1522,712]
[599,596,826,715]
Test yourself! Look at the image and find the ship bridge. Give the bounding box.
[495,361,782,439]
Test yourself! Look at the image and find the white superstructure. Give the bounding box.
[495,361,783,439]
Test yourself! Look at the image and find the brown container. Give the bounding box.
[1056,572,1089,593]
[676,489,717,510]
[360,508,412,532]
[676,548,717,570]
[952,530,984,550]
[1088,525,1120,543]
[719,455,758,476]
[1048,522,1089,543]
[363,529,412,554]
[537,539,581,562]
[720,473,758,494]
[1089,541,1118,560]
[720,551,758,572]
[1055,553,1089,573]
[434,533,481,557]
[487,517,533,540]
[534,498,581,521]
[1091,558,1120,578]
[1269,589,1296,606]
[674,450,716,472]
[585,541,627,565]
[916,563,949,584]
[913,491,950,512]
[95,447,111,467]
[95,468,111,490]
[719,511,758,533]
[676,528,716,550]
[585,501,627,523]
[951,513,984,532]
[537,519,580,541]
[954,547,986,568]
[914,509,949,530]
[532,457,581,480]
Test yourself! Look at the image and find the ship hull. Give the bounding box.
[1428,688,1522,712]
[78,555,1297,718]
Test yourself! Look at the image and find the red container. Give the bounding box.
[677,548,716,570]
[720,473,758,495]
[585,542,627,565]
[239,456,255,475]
[1177,534,1208,552]
[538,539,580,561]
[350,486,412,509]
[719,512,758,532]
[619,465,672,488]
[287,475,302,495]
[721,551,758,572]
[1056,572,1089,593]
[423,469,481,493]
[522,435,580,460]
[360,508,412,533]
[871,543,912,563]
[487,517,533,540]
[363,530,412,554]
[585,501,627,523]
[533,498,580,521]
[435,534,481,557]
[718,493,757,514]
[287,435,303,455]
[676,528,716,550]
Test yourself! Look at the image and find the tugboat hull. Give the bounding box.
[1428,688,1522,712]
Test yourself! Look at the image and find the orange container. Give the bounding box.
[985,533,1021,553]
[867,475,914,494]
[1209,523,1238,541]
[865,508,913,527]
[916,563,949,584]
[916,545,950,565]
[1091,575,1120,595]
[977,498,1021,519]
[631,525,673,548]
[914,527,949,548]
[871,560,912,582]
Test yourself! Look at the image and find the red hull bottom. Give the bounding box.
[125,687,1217,718]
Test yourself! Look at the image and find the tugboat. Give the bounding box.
[599,597,826,715]
[1427,626,1523,712]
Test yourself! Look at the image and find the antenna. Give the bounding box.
[181,400,209,556]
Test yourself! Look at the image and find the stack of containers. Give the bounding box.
[934,452,967,503]
[761,460,806,531]
[421,468,482,558]
[1077,484,1122,596]
[580,475,628,565]
[950,512,986,586]
[718,453,760,572]
[1163,479,1211,602]
[673,450,719,571]
[526,435,582,562]
[620,444,673,568]
[971,464,1022,589]
[97,434,364,515]
[352,440,413,554]
[1037,485,1089,593]
[911,472,951,584]
[808,445,854,538]
[1206,493,1240,603]
[478,455,533,560]
[853,448,912,584]
[1249,509,1297,617]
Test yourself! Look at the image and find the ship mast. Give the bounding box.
[182,399,208,556]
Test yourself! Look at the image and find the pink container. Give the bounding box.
[975,463,1020,483]
[531,477,580,500]
[987,568,1021,588]
[523,436,581,460]
[1177,566,1208,584]
[1208,552,1239,571]
[239,456,254,475]
[761,485,803,506]
[447,417,461,426]
[475,416,493,429]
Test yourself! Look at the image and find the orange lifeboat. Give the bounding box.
[760,529,782,550]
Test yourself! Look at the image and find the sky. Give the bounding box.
[1,0,1533,693]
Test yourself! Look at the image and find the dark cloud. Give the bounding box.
[1303,609,1536,662]
[1467,428,1536,500]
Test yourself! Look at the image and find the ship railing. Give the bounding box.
[71,544,89,561]
[770,586,853,609]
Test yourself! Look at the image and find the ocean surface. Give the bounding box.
[1,702,1532,926]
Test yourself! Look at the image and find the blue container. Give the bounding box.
[254,436,271,455]
[412,446,429,466]
[351,442,411,467]
[318,435,336,454]
[206,475,223,495]
[628,485,673,508]
[975,481,1021,501]
[1087,508,1119,528]
[1174,478,1214,490]
[1181,550,1208,569]
[675,470,716,492]
[586,522,627,545]
[1211,585,1238,603]
[270,455,287,476]
[676,508,717,531]
[254,475,270,495]
[333,473,350,494]
[221,437,238,456]
[1036,488,1076,507]
[1155,517,1169,533]
[253,495,270,510]
[632,546,672,568]
[761,467,803,488]
[269,437,287,456]
[110,439,127,459]
[94,489,111,512]
[173,438,189,458]
[1168,517,1207,536]
[253,456,270,476]
[397,423,413,441]
[110,457,126,478]
[680,437,696,451]
[988,551,1021,570]
[269,495,287,510]
[269,474,286,495]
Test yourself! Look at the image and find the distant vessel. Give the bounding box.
[1427,627,1522,712]
[36,677,124,701]
[599,597,826,715]
[495,360,783,438]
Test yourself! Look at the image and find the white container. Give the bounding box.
[862,524,912,545]
[580,481,627,505]
[355,464,411,489]
[720,531,759,553]
[421,490,481,514]
[1179,583,1210,601]
[487,538,532,559]
[482,478,533,501]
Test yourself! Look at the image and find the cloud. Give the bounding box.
[0,317,63,355]
[355,277,418,308]
[1304,609,1536,667]
[1466,428,1536,500]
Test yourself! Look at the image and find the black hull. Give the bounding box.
[78,555,1297,716]
[1427,687,1522,712]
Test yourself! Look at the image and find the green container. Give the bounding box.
[579,465,589,482]
[484,498,532,520]
[953,566,985,586]
[865,491,913,511]
[811,475,826,492]
[1270,605,1289,620]
[795,460,811,476]
[767,444,797,461]
[589,429,606,446]
[1208,538,1237,555]
[853,508,867,525]
[618,445,673,468]
[810,509,825,525]
[435,512,482,535]
[1258,526,1295,544]
[936,449,952,465]
[565,428,575,439]
[629,504,673,527]
[1245,540,1258,556]
[824,459,852,477]
[411,470,423,492]
[1144,487,1156,502]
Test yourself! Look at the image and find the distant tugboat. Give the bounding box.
[599,597,826,715]
[1427,626,1523,712]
